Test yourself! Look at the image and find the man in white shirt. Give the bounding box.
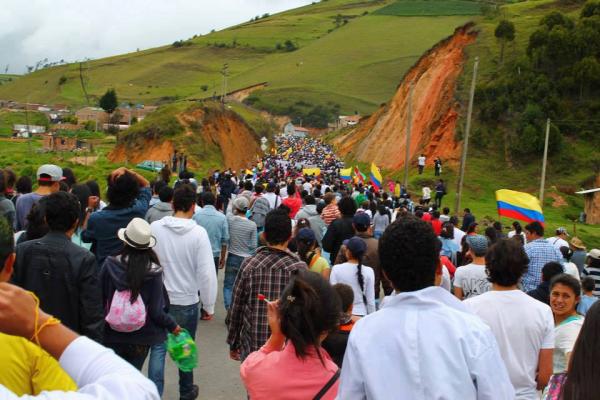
[417,154,426,174]
[454,234,491,300]
[150,185,217,400]
[465,238,554,400]
[549,227,569,251]
[450,216,466,248]
[339,217,514,400]
[263,182,281,210]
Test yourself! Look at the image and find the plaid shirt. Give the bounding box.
[226,246,307,356]
[522,238,563,292]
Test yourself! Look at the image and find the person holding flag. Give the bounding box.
[340,168,352,184]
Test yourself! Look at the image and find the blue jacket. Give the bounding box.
[82,187,151,266]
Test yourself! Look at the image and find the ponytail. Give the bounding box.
[355,255,368,309]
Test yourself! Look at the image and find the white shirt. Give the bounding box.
[422,187,431,200]
[330,262,376,316]
[0,336,159,399]
[263,192,281,210]
[553,317,584,374]
[508,231,527,243]
[418,156,426,166]
[465,290,555,400]
[453,227,466,248]
[549,237,569,251]
[339,287,514,400]
[454,263,491,299]
[302,182,312,192]
[151,216,218,312]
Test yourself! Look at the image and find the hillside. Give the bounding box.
[108,101,262,174]
[0,0,477,117]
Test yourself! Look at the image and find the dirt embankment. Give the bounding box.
[332,23,477,169]
[109,104,260,171]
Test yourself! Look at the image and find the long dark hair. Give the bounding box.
[297,237,317,265]
[279,270,341,365]
[512,221,522,235]
[119,245,160,302]
[562,301,600,400]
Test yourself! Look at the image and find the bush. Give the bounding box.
[58,76,67,85]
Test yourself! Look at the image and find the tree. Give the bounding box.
[99,89,118,114]
[495,20,515,64]
[573,56,600,99]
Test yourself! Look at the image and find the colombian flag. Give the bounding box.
[340,168,352,183]
[370,163,383,193]
[496,189,544,224]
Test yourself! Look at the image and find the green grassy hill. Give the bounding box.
[0,0,478,115]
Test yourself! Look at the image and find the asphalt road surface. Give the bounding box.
[143,271,246,400]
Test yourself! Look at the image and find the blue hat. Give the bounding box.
[353,212,371,228]
[297,227,316,242]
[343,236,367,257]
[466,234,489,257]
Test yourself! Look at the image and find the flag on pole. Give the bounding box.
[370,163,383,192]
[495,189,545,224]
[340,168,352,183]
[353,166,365,184]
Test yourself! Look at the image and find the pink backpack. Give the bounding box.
[105,290,147,332]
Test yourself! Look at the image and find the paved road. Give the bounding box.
[143,272,246,400]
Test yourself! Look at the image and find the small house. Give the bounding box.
[576,179,600,225]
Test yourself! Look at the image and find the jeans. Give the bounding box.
[374,231,384,239]
[148,303,199,398]
[214,256,220,275]
[224,253,245,310]
[435,193,444,208]
[109,343,149,370]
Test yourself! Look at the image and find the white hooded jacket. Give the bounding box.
[150,216,217,313]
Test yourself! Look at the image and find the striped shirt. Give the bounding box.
[523,238,563,292]
[583,265,600,297]
[321,204,341,225]
[227,214,257,257]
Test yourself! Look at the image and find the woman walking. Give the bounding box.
[100,218,180,370]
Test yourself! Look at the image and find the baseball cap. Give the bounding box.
[343,236,367,257]
[466,235,489,257]
[297,227,316,242]
[556,227,569,236]
[232,196,249,212]
[37,164,63,182]
[353,212,371,228]
[589,249,600,260]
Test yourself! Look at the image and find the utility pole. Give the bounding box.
[403,81,414,188]
[539,118,551,205]
[454,57,479,215]
[221,63,229,104]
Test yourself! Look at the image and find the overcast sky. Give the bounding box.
[1,0,314,74]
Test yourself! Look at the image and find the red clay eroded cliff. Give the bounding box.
[109,104,260,171]
[332,23,477,170]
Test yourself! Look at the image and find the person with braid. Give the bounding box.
[330,236,375,316]
[240,270,341,399]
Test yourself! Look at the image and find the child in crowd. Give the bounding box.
[577,277,598,315]
[322,283,356,368]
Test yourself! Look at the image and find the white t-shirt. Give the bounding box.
[453,263,490,299]
[553,316,584,374]
[549,237,569,251]
[453,227,466,248]
[418,156,426,166]
[330,262,376,316]
[422,187,431,200]
[465,290,555,400]
[508,231,527,243]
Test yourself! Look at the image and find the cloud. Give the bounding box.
[0,0,313,74]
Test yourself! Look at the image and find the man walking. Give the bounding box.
[338,217,514,399]
[417,154,426,175]
[227,209,306,361]
[12,191,103,343]
[15,164,62,231]
[150,185,217,399]
[224,197,257,310]
[193,191,229,274]
[522,221,562,292]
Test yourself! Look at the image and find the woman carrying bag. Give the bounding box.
[100,217,180,369]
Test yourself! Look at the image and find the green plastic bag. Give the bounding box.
[166,328,197,372]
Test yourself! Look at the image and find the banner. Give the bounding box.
[303,168,321,177]
[353,166,365,184]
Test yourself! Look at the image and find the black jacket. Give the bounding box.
[461,213,475,232]
[527,281,550,305]
[101,256,177,346]
[322,216,355,264]
[13,231,104,342]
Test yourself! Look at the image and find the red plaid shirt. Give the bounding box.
[226,246,307,356]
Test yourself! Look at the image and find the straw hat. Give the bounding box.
[117,218,156,249]
[570,237,585,250]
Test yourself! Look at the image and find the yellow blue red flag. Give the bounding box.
[495,189,544,224]
[370,163,383,192]
[340,168,352,183]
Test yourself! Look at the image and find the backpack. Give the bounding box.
[105,290,147,333]
[250,197,270,228]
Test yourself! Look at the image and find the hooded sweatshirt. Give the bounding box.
[100,256,177,346]
[150,216,218,312]
[295,204,326,246]
[144,201,173,224]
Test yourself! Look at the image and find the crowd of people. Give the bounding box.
[0,133,599,400]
